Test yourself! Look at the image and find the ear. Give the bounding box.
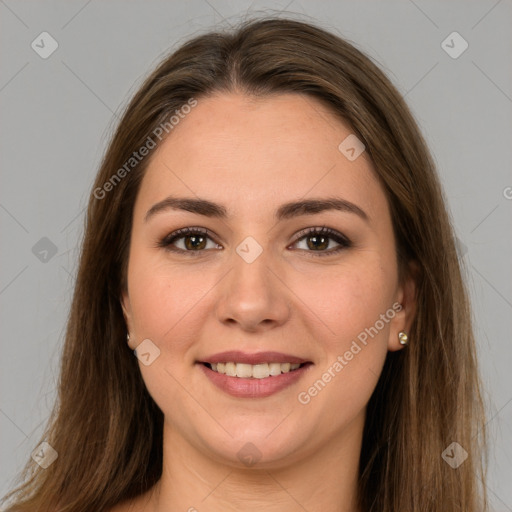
[388,260,419,352]
[121,290,137,350]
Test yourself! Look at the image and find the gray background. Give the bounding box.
[1,0,511,509]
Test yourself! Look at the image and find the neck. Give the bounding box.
[149,414,364,512]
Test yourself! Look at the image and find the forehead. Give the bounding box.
[135,92,387,223]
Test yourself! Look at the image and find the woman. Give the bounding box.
[1,17,487,512]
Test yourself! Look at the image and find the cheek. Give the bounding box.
[292,254,394,411]
[289,251,395,343]
[127,251,216,348]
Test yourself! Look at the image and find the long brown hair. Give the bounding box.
[1,16,487,512]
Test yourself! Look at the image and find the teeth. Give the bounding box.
[236,363,253,378]
[208,362,303,378]
[269,362,282,376]
[252,364,269,379]
[225,362,236,377]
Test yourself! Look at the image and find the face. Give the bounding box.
[122,92,416,468]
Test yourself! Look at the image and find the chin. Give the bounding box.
[197,419,313,469]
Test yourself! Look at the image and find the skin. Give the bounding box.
[118,92,417,512]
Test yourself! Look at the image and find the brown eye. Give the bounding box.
[159,227,222,254]
[183,234,207,250]
[292,226,351,256]
[305,234,329,251]
[159,226,351,257]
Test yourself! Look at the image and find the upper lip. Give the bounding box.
[199,351,310,365]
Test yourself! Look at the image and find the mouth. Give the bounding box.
[201,361,310,379]
[197,351,313,398]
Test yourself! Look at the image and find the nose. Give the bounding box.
[214,244,291,333]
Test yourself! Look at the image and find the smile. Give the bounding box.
[199,361,313,398]
[205,362,304,379]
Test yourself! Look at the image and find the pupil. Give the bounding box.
[184,234,329,251]
[308,235,328,251]
[186,235,206,250]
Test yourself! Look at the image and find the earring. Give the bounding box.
[398,331,409,345]
[126,333,130,343]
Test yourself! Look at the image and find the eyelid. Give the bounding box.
[290,226,351,256]
[292,226,349,245]
[158,226,221,252]
[158,225,351,255]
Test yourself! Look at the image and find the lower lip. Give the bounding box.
[198,363,312,398]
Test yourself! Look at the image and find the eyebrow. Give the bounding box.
[144,196,369,223]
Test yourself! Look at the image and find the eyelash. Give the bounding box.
[157,226,352,257]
